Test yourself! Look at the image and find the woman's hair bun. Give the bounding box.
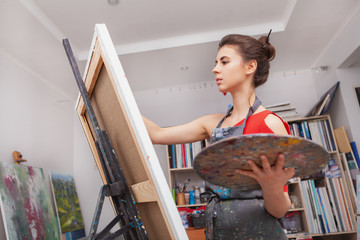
[258,36,276,61]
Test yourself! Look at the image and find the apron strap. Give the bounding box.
[215,96,262,129]
[215,105,233,128]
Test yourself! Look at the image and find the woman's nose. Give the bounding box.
[212,65,219,74]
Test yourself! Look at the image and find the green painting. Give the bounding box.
[0,162,60,240]
[50,172,85,237]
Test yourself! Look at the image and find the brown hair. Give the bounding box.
[218,33,276,87]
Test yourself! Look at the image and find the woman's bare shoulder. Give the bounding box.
[264,113,288,135]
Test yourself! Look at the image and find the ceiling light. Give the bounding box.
[108,0,119,6]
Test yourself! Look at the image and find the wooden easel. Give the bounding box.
[65,24,187,240]
[64,39,148,240]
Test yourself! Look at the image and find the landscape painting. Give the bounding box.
[50,172,85,239]
[0,162,60,239]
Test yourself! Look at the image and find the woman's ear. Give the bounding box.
[246,60,257,75]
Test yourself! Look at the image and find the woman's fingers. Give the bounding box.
[235,169,256,179]
[247,159,262,174]
[284,167,296,179]
[274,153,285,172]
[234,154,295,188]
[260,155,271,172]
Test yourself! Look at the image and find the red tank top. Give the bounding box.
[234,110,290,135]
[234,109,290,192]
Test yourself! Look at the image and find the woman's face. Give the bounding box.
[212,45,253,94]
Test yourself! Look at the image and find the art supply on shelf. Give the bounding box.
[177,192,186,206]
[179,211,189,228]
[194,186,201,204]
[189,191,195,205]
[184,192,190,205]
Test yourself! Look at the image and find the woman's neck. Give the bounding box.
[229,88,256,121]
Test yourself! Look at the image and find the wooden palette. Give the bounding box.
[194,134,329,191]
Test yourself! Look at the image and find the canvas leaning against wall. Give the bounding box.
[50,172,86,240]
[355,87,360,107]
[0,162,61,240]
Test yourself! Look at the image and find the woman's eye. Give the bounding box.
[222,61,228,65]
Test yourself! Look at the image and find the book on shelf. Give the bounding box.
[168,140,205,169]
[301,177,355,234]
[300,180,317,233]
[330,177,355,231]
[339,153,357,211]
[325,177,343,231]
[175,144,182,168]
[181,144,186,168]
[309,180,326,233]
[289,118,336,152]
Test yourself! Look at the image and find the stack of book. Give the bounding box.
[265,102,299,121]
[289,118,336,152]
[168,141,206,169]
[301,177,355,234]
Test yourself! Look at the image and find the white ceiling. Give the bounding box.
[1,0,359,100]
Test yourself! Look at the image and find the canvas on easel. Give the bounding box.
[75,24,187,239]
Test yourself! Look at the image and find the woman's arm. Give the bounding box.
[142,114,223,145]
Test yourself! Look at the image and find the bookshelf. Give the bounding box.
[166,140,208,240]
[166,140,208,207]
[286,115,357,240]
[165,115,356,240]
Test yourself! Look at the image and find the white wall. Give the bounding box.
[335,64,360,143]
[134,70,318,127]
[0,53,74,238]
[310,5,360,147]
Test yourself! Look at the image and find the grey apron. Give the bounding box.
[204,97,287,240]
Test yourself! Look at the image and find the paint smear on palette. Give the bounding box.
[50,172,85,239]
[194,134,329,190]
[0,162,61,240]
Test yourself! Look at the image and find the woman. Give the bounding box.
[143,31,295,239]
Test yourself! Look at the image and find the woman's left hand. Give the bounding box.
[235,153,295,191]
